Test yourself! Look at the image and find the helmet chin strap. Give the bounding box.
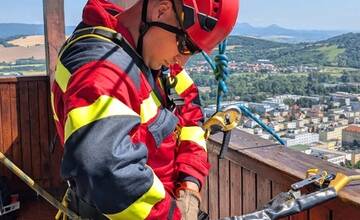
[137,0,184,57]
[137,0,149,56]
[136,0,150,56]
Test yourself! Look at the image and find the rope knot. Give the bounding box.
[201,39,230,111]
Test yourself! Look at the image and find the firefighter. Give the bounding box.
[51,0,239,219]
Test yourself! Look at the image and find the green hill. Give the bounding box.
[225,33,360,68]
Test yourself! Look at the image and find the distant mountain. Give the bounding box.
[231,23,348,43]
[2,23,359,69]
[0,22,353,45]
[0,23,76,39]
[225,33,360,68]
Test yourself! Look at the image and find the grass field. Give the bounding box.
[0,45,45,63]
[322,66,360,75]
[8,35,44,47]
[317,45,345,63]
[20,70,46,76]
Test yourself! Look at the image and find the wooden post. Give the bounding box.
[43,0,65,88]
[111,0,138,9]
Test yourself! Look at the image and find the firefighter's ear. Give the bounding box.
[156,0,173,20]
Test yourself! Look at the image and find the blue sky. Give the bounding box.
[1,0,360,31]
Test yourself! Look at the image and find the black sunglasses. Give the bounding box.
[147,21,202,55]
[176,33,202,55]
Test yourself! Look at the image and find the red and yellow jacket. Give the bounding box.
[51,0,209,219]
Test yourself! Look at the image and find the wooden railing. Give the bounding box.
[1,76,360,219]
[0,76,63,193]
[202,131,360,220]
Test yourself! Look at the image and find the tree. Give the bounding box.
[355,161,360,169]
[340,71,351,83]
[284,98,296,106]
[296,98,318,108]
[345,160,353,169]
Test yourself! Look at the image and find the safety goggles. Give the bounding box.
[176,33,202,55]
[147,21,201,55]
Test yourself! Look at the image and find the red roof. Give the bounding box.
[344,125,360,133]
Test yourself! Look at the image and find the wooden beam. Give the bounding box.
[111,0,138,8]
[43,0,65,89]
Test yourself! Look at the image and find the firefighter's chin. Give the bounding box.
[148,61,163,71]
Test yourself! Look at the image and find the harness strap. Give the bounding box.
[63,25,168,108]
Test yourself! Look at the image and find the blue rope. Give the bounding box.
[201,39,230,112]
[238,105,285,145]
[201,39,285,145]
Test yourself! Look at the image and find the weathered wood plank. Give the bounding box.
[208,151,219,220]
[290,211,308,220]
[200,151,209,214]
[325,198,360,220]
[10,83,21,169]
[309,204,330,220]
[28,81,41,180]
[111,0,137,8]
[49,123,63,188]
[38,81,51,188]
[200,175,209,213]
[0,84,4,175]
[9,83,24,189]
[242,168,256,214]
[219,158,230,218]
[18,81,32,177]
[230,161,242,217]
[208,141,297,187]
[0,76,48,83]
[272,182,290,220]
[256,174,272,209]
[0,83,13,178]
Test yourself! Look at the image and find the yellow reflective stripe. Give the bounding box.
[64,95,138,142]
[76,25,117,34]
[140,91,161,123]
[50,92,59,122]
[105,171,166,220]
[59,26,116,58]
[56,27,116,92]
[174,70,193,95]
[179,126,207,151]
[55,61,71,93]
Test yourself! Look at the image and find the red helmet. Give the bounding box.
[180,0,240,53]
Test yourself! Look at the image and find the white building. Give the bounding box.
[248,103,274,115]
[351,102,360,111]
[328,109,344,115]
[309,147,348,165]
[244,119,258,129]
[330,92,360,102]
[262,101,289,111]
[286,121,297,129]
[311,117,321,124]
[284,132,319,147]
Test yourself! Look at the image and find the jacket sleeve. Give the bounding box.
[170,64,210,187]
[59,62,179,220]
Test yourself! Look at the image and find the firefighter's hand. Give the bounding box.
[176,189,201,220]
